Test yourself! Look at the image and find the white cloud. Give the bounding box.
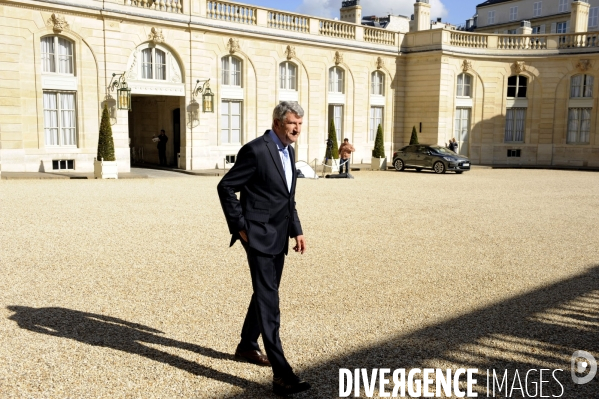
[297,0,448,23]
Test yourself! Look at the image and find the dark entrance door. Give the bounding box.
[173,108,180,168]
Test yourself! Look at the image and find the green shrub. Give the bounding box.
[97,105,116,162]
[409,125,419,145]
[372,124,385,158]
[328,119,339,159]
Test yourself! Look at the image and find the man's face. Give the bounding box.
[273,112,302,146]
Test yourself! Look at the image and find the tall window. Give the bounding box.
[141,48,166,80]
[328,105,343,142]
[505,108,526,142]
[279,62,297,90]
[457,73,472,97]
[369,107,383,141]
[570,75,594,98]
[371,71,384,96]
[329,67,344,93]
[567,108,591,144]
[533,2,542,17]
[557,21,568,33]
[509,6,518,21]
[558,0,568,13]
[488,10,495,25]
[589,8,599,28]
[41,36,73,74]
[222,56,242,86]
[507,75,527,98]
[221,100,242,144]
[454,108,470,155]
[43,91,76,146]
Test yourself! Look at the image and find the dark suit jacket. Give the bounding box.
[217,130,303,256]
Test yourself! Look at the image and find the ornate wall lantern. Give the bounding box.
[108,72,131,111]
[193,79,214,113]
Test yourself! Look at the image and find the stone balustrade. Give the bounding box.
[319,20,356,40]
[450,32,488,48]
[497,35,547,50]
[207,0,257,25]
[267,11,309,33]
[557,32,599,48]
[125,0,182,13]
[364,27,395,46]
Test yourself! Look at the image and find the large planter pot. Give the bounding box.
[326,158,340,173]
[371,157,387,171]
[94,159,119,179]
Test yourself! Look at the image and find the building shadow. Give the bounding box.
[222,265,599,398]
[6,306,263,391]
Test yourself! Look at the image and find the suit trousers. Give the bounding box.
[238,241,294,379]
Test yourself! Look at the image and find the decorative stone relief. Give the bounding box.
[334,51,343,65]
[462,60,472,72]
[576,59,592,72]
[376,57,384,70]
[126,49,139,80]
[285,45,296,60]
[48,13,69,33]
[512,61,526,74]
[148,27,164,44]
[169,53,182,83]
[227,38,240,54]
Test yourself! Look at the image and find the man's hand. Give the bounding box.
[239,230,248,242]
[293,235,306,254]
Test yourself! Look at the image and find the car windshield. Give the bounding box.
[430,146,456,155]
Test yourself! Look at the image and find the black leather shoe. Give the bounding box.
[272,377,311,396]
[234,349,271,366]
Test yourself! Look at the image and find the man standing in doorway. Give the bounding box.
[217,101,311,396]
[157,129,168,166]
[338,138,355,174]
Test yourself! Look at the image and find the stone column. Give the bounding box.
[571,1,590,33]
[413,0,431,32]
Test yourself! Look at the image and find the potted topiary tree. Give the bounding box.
[94,105,119,179]
[371,123,387,170]
[326,119,340,173]
[409,125,419,145]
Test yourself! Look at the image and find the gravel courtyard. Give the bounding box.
[1,168,598,398]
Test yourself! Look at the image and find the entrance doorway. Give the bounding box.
[454,108,470,157]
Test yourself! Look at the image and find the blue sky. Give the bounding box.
[235,0,482,27]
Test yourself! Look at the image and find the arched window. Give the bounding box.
[141,48,166,80]
[222,55,242,87]
[456,73,472,97]
[371,71,384,96]
[329,66,344,93]
[507,75,527,98]
[570,74,594,98]
[280,62,297,90]
[41,36,74,74]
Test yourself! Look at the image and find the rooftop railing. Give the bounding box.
[125,0,182,13]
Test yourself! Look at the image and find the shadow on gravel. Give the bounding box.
[221,265,599,398]
[6,307,263,391]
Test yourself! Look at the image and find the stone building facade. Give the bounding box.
[0,0,598,173]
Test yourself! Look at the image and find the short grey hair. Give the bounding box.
[272,101,304,124]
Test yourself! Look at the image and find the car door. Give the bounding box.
[402,145,418,167]
[418,146,435,168]
[413,145,430,168]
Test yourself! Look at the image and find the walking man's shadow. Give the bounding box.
[7,306,260,390]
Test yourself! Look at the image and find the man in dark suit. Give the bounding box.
[217,101,311,396]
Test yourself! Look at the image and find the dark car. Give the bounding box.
[392,144,470,174]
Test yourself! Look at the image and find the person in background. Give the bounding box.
[338,138,355,174]
[157,129,168,166]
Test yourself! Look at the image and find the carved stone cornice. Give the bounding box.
[148,27,164,44]
[227,38,240,54]
[334,51,343,65]
[285,45,296,60]
[576,59,592,72]
[48,13,69,33]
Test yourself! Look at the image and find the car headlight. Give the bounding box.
[443,156,455,162]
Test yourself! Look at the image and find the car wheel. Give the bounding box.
[433,161,446,174]
[394,159,404,171]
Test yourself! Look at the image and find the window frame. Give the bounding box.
[220,99,242,144]
[457,73,472,97]
[507,75,528,98]
[488,10,495,25]
[570,74,594,98]
[222,55,242,87]
[567,108,591,144]
[369,106,383,142]
[141,47,167,81]
[556,21,568,34]
[533,2,542,17]
[509,6,518,21]
[589,7,599,28]
[41,35,74,75]
[558,0,568,13]
[504,108,526,143]
[329,66,344,93]
[43,90,77,147]
[279,61,297,91]
[371,71,385,96]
